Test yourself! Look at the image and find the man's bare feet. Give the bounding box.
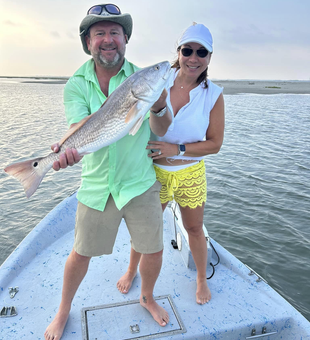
[117,270,137,294]
[140,295,169,327]
[196,279,211,305]
[44,309,69,340]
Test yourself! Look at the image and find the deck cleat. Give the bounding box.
[0,307,7,317]
[130,324,140,334]
[9,286,19,298]
[0,306,18,317]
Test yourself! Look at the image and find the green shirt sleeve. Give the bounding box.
[64,77,91,127]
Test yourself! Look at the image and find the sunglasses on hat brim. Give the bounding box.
[181,48,209,58]
[87,4,121,15]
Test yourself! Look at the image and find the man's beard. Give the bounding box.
[94,50,124,69]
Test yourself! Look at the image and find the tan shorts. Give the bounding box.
[74,181,163,257]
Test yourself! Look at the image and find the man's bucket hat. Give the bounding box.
[79,4,133,55]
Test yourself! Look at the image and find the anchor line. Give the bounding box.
[170,203,220,280]
[207,240,220,280]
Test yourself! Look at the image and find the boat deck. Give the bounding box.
[0,193,309,339]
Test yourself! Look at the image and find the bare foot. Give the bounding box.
[44,309,69,340]
[140,296,169,326]
[196,279,211,305]
[117,270,137,294]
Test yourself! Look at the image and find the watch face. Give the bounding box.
[180,145,186,152]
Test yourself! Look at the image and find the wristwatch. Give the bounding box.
[178,144,186,156]
[150,106,167,117]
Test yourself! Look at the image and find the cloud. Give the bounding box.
[4,20,19,27]
[50,31,61,39]
[66,31,76,40]
[1,0,309,79]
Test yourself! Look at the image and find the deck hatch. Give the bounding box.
[81,294,186,340]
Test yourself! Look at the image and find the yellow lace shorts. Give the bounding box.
[154,160,207,209]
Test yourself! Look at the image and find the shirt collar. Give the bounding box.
[74,58,132,84]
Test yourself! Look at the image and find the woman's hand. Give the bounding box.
[147,141,179,159]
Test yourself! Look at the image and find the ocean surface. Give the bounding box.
[0,78,309,323]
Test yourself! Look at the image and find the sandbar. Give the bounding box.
[1,77,310,95]
[212,80,310,95]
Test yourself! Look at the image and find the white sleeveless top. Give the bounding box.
[156,69,223,161]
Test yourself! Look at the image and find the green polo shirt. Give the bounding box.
[64,58,156,211]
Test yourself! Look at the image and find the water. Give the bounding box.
[0,79,309,322]
[0,79,82,264]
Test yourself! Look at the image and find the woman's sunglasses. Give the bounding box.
[181,48,209,58]
[87,4,121,15]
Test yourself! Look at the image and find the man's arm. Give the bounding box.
[51,78,89,171]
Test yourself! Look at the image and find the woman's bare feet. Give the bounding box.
[117,269,137,294]
[196,279,211,304]
[140,295,169,327]
[44,308,70,340]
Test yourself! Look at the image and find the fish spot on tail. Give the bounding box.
[4,157,51,198]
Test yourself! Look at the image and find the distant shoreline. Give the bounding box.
[1,76,310,95]
[213,80,310,95]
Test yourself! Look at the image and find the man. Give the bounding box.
[44,4,171,340]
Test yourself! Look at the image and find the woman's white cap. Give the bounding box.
[178,22,213,52]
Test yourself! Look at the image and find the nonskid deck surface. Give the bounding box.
[0,194,309,339]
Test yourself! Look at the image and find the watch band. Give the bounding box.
[150,106,167,117]
[178,144,186,156]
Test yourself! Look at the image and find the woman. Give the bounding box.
[117,22,225,305]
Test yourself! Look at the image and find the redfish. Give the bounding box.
[4,61,171,198]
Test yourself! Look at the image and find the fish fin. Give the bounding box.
[125,102,141,124]
[59,115,93,146]
[129,115,144,136]
[4,157,52,198]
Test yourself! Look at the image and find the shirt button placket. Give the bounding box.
[109,144,116,188]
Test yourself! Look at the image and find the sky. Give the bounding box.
[1,0,310,80]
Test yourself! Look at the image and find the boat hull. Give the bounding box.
[0,193,309,339]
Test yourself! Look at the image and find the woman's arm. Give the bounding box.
[149,93,225,159]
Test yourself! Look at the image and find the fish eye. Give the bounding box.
[33,162,38,167]
[155,66,159,70]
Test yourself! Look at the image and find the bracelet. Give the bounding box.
[150,106,167,117]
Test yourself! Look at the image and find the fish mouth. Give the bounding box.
[163,67,173,80]
[161,63,172,80]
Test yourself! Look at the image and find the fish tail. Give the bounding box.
[4,157,52,198]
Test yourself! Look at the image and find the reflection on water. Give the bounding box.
[0,80,309,321]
